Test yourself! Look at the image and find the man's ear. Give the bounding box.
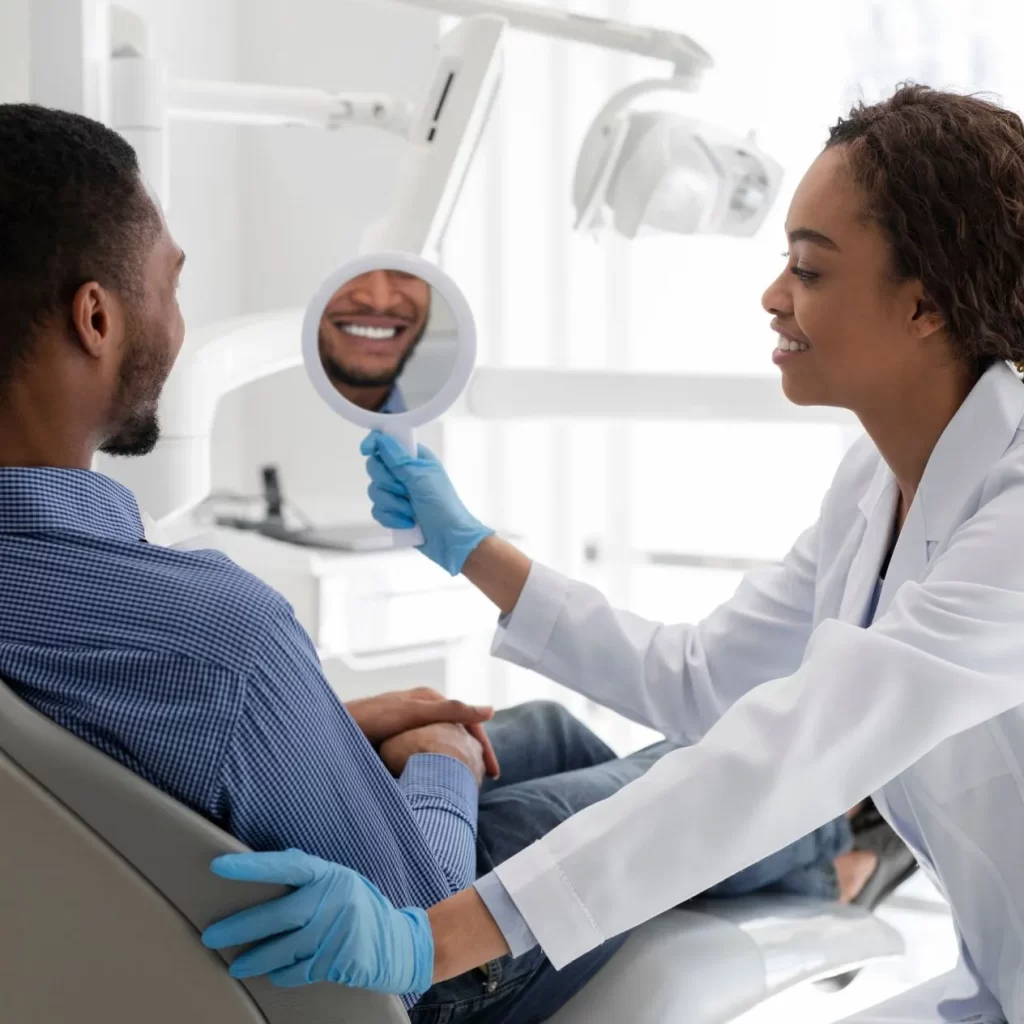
[69,280,121,359]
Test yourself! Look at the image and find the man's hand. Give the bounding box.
[380,722,487,787]
[346,687,500,778]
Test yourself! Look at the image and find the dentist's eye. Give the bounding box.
[782,253,818,283]
[791,266,819,283]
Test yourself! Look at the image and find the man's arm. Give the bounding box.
[214,600,478,905]
[383,724,487,893]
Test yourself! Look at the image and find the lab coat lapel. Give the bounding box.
[874,361,1024,620]
[837,462,897,626]
[874,499,926,619]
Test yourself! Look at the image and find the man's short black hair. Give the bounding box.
[0,104,160,388]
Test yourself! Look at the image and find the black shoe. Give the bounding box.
[814,802,918,993]
[850,817,919,912]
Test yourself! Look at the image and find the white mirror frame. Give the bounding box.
[301,249,478,432]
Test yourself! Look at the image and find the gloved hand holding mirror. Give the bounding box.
[302,251,477,548]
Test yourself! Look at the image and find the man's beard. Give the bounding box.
[99,313,172,458]
[319,322,426,390]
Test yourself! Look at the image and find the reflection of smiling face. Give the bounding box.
[318,270,431,397]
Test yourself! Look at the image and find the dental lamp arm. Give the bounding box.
[390,0,713,76]
[167,80,414,136]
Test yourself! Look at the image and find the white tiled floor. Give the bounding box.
[734,873,958,1023]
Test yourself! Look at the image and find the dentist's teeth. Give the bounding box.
[774,334,809,353]
[342,324,398,340]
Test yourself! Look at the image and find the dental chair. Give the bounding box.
[0,679,904,1024]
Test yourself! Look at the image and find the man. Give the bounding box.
[0,104,891,1024]
[317,268,432,412]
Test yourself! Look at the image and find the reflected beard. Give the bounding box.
[99,312,173,458]
[319,322,426,390]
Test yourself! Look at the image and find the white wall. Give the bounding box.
[124,0,245,331]
[0,0,30,102]
[117,0,248,473]
[13,0,249,479]
[16,0,246,330]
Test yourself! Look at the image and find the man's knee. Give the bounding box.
[510,699,590,739]
[494,699,575,728]
[520,699,575,724]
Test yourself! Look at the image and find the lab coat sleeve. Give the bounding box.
[491,521,820,745]
[493,470,1024,969]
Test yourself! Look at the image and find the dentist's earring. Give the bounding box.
[1016,360,1024,375]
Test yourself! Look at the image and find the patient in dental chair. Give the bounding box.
[0,104,911,1024]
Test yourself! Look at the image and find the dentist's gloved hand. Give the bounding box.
[361,431,494,575]
[201,850,434,996]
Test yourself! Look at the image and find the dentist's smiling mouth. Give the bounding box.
[770,321,811,366]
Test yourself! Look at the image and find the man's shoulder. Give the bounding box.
[134,543,300,671]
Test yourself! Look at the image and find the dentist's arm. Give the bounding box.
[428,886,510,981]
[201,850,508,991]
[462,536,532,617]
[362,430,821,744]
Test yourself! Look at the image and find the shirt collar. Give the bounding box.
[380,384,407,415]
[0,468,145,543]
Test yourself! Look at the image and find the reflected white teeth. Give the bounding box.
[342,324,398,340]
[775,335,809,353]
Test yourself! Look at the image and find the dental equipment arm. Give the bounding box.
[166,81,414,134]
[390,0,713,77]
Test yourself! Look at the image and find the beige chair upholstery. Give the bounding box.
[0,679,904,1024]
[0,678,409,1024]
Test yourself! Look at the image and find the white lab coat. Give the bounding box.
[490,361,1024,1023]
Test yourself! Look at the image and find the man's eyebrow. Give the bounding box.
[787,227,840,251]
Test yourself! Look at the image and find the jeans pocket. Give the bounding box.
[409,1002,452,1024]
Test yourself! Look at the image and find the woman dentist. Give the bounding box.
[205,84,1024,1022]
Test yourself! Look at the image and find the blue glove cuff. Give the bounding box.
[402,906,436,996]
[446,525,496,576]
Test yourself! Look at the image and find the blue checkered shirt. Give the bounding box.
[0,468,478,1002]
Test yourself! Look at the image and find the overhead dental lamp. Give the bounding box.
[392,0,783,239]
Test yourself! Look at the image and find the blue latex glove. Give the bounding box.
[360,431,495,575]
[201,850,434,995]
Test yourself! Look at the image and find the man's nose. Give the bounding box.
[361,270,399,310]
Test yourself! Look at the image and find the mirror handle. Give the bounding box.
[384,425,426,548]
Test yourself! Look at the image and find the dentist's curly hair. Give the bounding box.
[0,104,160,389]
[826,82,1024,374]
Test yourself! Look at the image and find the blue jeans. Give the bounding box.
[410,701,853,1024]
